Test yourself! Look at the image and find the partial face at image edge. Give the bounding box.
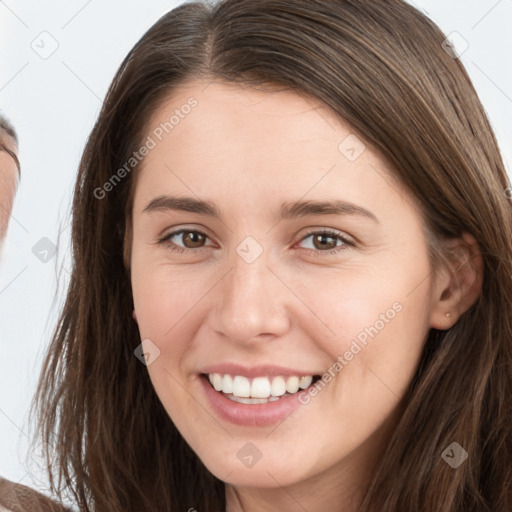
[0,134,19,255]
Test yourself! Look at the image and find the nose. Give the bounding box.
[210,245,291,345]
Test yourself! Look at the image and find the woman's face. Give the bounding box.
[0,138,18,250]
[129,79,446,496]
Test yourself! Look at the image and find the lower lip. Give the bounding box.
[199,375,309,427]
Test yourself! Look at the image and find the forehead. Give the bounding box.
[145,79,350,151]
[132,79,416,220]
[0,143,18,181]
[0,129,18,154]
[140,80,377,173]
[0,133,19,178]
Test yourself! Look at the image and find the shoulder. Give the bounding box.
[0,476,72,512]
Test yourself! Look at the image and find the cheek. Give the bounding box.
[330,283,431,412]
[300,268,426,362]
[130,266,203,420]
[131,261,207,359]
[302,263,432,410]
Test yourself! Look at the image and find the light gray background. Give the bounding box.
[1,0,511,502]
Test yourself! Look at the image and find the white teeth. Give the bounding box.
[211,373,223,391]
[299,375,313,389]
[207,373,315,399]
[232,376,251,397]
[222,374,233,394]
[251,377,271,398]
[270,376,286,397]
[285,376,300,394]
[228,396,273,404]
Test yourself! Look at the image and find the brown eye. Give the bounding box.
[297,229,354,257]
[158,229,212,254]
[180,231,207,248]
[311,233,338,250]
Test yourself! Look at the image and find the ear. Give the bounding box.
[132,309,138,324]
[429,232,483,330]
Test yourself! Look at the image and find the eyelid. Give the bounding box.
[298,227,355,246]
[295,228,354,256]
[156,228,214,251]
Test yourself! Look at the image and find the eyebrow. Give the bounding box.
[143,195,380,224]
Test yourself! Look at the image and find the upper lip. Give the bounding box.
[198,363,322,378]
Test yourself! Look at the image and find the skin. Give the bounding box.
[129,79,482,512]
[0,136,19,252]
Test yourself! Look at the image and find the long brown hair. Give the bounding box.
[29,1,512,510]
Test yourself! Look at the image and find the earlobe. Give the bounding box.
[429,232,483,330]
[132,309,138,324]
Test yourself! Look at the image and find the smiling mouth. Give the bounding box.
[203,373,322,404]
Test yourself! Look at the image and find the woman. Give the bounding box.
[0,119,71,511]
[23,0,512,510]
[0,114,20,254]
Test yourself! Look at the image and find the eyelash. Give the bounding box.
[156,228,354,257]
